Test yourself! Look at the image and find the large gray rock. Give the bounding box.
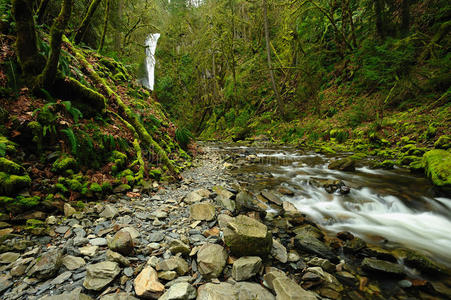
[27,249,62,279]
[197,243,227,279]
[108,231,134,255]
[159,282,196,300]
[223,215,272,257]
[134,266,165,299]
[83,261,121,291]
[62,255,86,270]
[235,282,275,300]
[362,258,404,275]
[189,202,215,221]
[38,287,92,300]
[197,282,238,300]
[232,256,262,281]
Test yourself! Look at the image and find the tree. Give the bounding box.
[98,0,111,52]
[74,0,102,44]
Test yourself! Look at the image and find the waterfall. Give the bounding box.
[143,33,160,90]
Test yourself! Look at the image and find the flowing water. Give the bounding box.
[142,33,160,90]
[208,143,451,266]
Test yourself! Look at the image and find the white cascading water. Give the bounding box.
[143,33,160,90]
[209,145,451,266]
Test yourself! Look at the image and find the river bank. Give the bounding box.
[0,144,450,299]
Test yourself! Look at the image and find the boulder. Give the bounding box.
[27,249,62,279]
[197,282,238,300]
[189,202,215,221]
[197,243,227,279]
[108,231,134,255]
[232,256,262,281]
[83,261,121,291]
[423,150,451,189]
[134,266,165,299]
[223,215,272,257]
[159,282,196,300]
[156,257,189,276]
[328,157,355,171]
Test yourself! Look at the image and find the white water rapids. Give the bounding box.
[211,144,451,266]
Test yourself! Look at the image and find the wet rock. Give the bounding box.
[271,239,288,263]
[232,256,262,281]
[361,258,404,276]
[328,157,355,171]
[99,205,118,219]
[38,287,93,300]
[260,191,282,206]
[83,261,121,291]
[184,191,203,204]
[28,249,62,279]
[0,252,20,264]
[344,237,367,253]
[64,203,76,217]
[62,255,86,270]
[278,187,295,196]
[294,234,337,262]
[197,282,238,300]
[189,202,215,221]
[235,282,275,300]
[392,248,447,274]
[272,276,317,300]
[223,215,272,257]
[108,231,134,255]
[159,282,196,300]
[307,257,336,273]
[197,243,227,279]
[235,191,264,212]
[134,266,165,299]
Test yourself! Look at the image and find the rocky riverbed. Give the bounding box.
[0,145,450,299]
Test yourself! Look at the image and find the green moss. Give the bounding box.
[0,158,25,175]
[409,160,424,172]
[101,181,112,193]
[350,152,367,160]
[0,172,31,195]
[74,200,86,209]
[423,150,451,188]
[400,155,420,166]
[26,218,45,227]
[380,160,396,169]
[27,121,43,151]
[67,179,83,192]
[434,135,451,150]
[89,182,102,193]
[110,151,127,173]
[149,168,162,179]
[113,72,127,82]
[55,183,68,193]
[52,156,78,174]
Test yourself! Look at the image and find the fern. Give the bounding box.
[0,142,6,157]
[62,101,83,123]
[175,127,193,149]
[61,128,78,154]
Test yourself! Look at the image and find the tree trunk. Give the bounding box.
[12,0,44,76]
[74,0,102,44]
[98,0,110,52]
[228,0,237,102]
[374,0,385,40]
[36,0,50,24]
[263,0,282,113]
[36,0,72,89]
[400,0,410,36]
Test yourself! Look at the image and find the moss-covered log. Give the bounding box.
[35,0,72,89]
[11,0,45,75]
[64,37,178,173]
[74,0,103,44]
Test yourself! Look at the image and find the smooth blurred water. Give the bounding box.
[208,143,451,265]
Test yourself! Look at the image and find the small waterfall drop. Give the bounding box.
[143,33,160,90]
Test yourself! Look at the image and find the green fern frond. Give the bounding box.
[175,127,194,149]
[61,128,78,154]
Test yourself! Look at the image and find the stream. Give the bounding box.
[208,143,451,267]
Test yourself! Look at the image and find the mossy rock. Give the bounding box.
[0,172,31,195]
[328,157,355,171]
[52,156,78,174]
[423,150,451,189]
[399,155,420,166]
[0,196,40,213]
[110,151,127,173]
[392,248,447,274]
[434,135,451,150]
[0,158,25,175]
[409,159,424,172]
[25,218,47,236]
[89,182,102,193]
[101,181,112,193]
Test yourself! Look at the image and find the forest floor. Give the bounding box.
[0,144,450,299]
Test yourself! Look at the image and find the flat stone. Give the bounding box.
[79,245,98,257]
[156,257,189,276]
[99,205,118,219]
[184,191,203,204]
[83,261,121,291]
[90,238,107,246]
[50,271,72,285]
[0,252,20,264]
[158,270,177,281]
[215,194,236,212]
[362,258,404,275]
[106,250,130,266]
[149,231,165,242]
[271,239,288,263]
[100,292,138,300]
[159,282,196,300]
[197,243,228,279]
[38,287,93,300]
[294,234,337,262]
[223,215,272,257]
[169,239,190,256]
[190,202,215,221]
[261,191,282,206]
[0,274,12,293]
[197,282,238,300]
[55,226,70,234]
[153,210,168,219]
[108,231,134,255]
[272,276,317,300]
[134,266,165,299]
[27,249,62,279]
[235,282,275,300]
[62,255,86,270]
[232,256,262,281]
